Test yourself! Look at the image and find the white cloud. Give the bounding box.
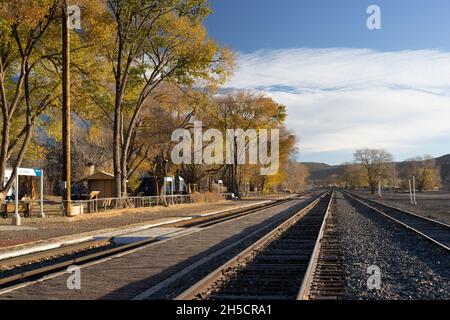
[226,48,450,158]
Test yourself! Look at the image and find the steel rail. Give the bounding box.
[349,193,450,228]
[297,191,335,300]
[344,192,450,252]
[175,191,332,300]
[0,239,113,270]
[0,238,157,289]
[0,192,314,292]
[1,193,307,268]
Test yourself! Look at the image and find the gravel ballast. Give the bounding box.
[336,192,450,300]
[356,191,450,225]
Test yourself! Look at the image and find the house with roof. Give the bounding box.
[78,171,115,199]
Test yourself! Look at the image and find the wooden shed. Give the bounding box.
[80,171,115,199]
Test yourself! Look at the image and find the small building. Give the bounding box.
[79,171,115,199]
[136,174,186,196]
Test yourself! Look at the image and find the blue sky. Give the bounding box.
[206,0,450,52]
[205,1,450,164]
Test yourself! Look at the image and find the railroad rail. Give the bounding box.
[298,193,344,300]
[0,192,314,292]
[176,191,334,300]
[175,193,308,229]
[344,192,450,251]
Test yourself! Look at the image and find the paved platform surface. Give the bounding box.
[0,196,311,300]
[0,195,285,255]
[108,227,202,245]
[0,226,38,231]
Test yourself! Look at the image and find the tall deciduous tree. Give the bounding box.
[281,160,310,193]
[354,148,393,194]
[404,155,440,192]
[205,91,287,196]
[340,163,367,190]
[0,0,59,201]
[105,0,233,198]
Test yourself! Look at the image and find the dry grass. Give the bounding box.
[190,192,225,204]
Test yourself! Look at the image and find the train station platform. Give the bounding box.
[0,195,287,259]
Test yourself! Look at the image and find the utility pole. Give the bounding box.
[409,176,417,205]
[409,178,413,204]
[62,0,71,216]
[378,181,382,198]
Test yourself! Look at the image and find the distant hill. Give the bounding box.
[302,163,344,183]
[436,155,450,189]
[301,162,333,172]
[303,154,450,190]
[436,154,450,164]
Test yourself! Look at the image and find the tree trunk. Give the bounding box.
[120,147,128,197]
[113,38,124,199]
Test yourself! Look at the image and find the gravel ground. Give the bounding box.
[356,191,450,225]
[0,198,279,248]
[336,192,450,300]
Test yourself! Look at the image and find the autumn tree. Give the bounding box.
[0,0,61,202]
[341,163,367,190]
[105,0,233,198]
[203,91,288,196]
[258,127,297,193]
[126,84,209,194]
[281,160,310,192]
[404,155,440,192]
[354,148,394,194]
[30,0,115,196]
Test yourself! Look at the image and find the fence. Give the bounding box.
[68,195,192,214]
[3,190,281,218]
[1,199,51,218]
[241,191,263,198]
[220,191,264,200]
[1,195,192,218]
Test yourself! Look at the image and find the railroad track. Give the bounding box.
[176,191,335,300]
[0,192,315,292]
[299,194,345,300]
[176,192,310,229]
[344,192,450,251]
